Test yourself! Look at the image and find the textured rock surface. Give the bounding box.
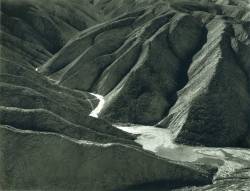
[37,0,250,147]
[158,18,250,147]
[99,13,205,125]
[1,0,250,190]
[1,0,104,53]
[0,125,215,191]
[38,9,206,125]
[0,1,139,151]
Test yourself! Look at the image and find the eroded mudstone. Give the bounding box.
[1,1,250,190]
[158,19,250,147]
[0,125,216,191]
[1,0,103,53]
[100,13,205,125]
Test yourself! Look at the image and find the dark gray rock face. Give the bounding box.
[158,18,250,147]
[0,107,136,145]
[0,0,105,69]
[37,0,250,148]
[1,0,250,190]
[0,62,136,146]
[99,13,205,125]
[0,125,215,191]
[0,0,138,147]
[1,0,104,53]
[38,10,206,125]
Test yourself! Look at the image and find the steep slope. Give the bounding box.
[38,8,206,125]
[0,125,216,191]
[37,0,250,148]
[0,0,138,145]
[1,0,250,190]
[1,0,104,52]
[1,0,105,67]
[0,0,217,190]
[158,18,250,147]
[99,13,205,125]
[0,57,137,145]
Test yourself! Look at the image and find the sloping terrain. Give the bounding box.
[1,0,104,51]
[39,0,250,147]
[1,0,250,190]
[0,125,216,191]
[38,10,206,125]
[158,18,250,147]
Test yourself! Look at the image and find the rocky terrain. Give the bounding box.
[1,0,250,190]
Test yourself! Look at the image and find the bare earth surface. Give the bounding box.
[1,0,250,190]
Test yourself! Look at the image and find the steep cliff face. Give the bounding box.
[1,0,250,190]
[158,18,250,147]
[37,0,250,147]
[39,10,206,125]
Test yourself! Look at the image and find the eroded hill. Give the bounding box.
[1,0,250,190]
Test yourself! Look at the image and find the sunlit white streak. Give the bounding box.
[115,125,176,149]
[3,125,114,147]
[89,93,105,118]
[115,124,203,162]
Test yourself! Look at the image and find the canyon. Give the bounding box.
[1,0,250,190]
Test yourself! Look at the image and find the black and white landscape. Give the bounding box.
[1,0,250,190]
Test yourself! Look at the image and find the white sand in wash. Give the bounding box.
[89,93,105,118]
[89,93,250,179]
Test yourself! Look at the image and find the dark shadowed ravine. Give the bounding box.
[1,0,250,190]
